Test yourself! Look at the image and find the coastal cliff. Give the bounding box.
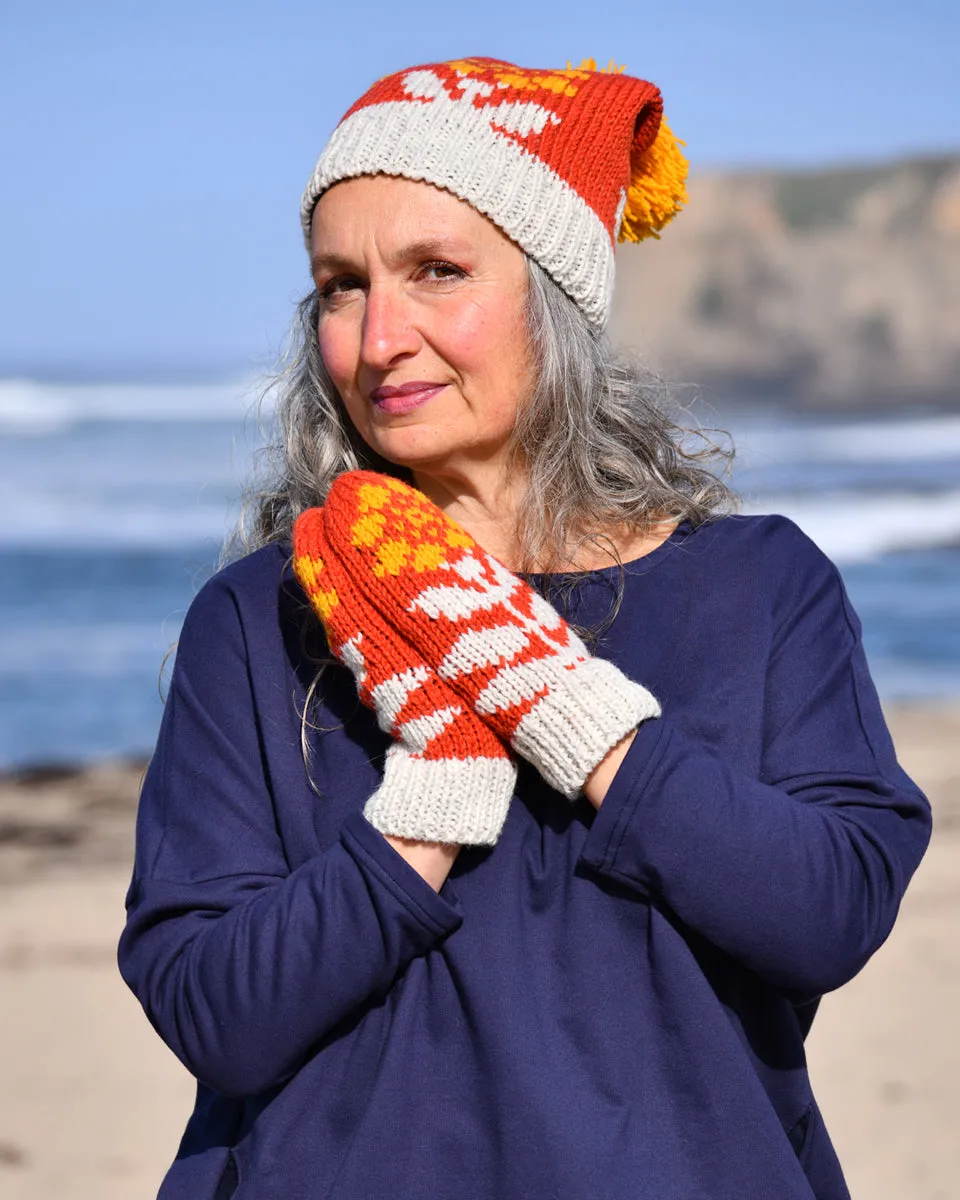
[611,154,960,408]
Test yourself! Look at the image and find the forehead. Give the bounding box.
[309,175,515,255]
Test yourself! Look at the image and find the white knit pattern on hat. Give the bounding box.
[300,67,616,329]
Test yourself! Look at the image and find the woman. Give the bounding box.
[119,57,931,1199]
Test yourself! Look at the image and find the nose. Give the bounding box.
[359,282,421,370]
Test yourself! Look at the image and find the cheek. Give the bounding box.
[477,301,533,409]
[440,292,530,379]
[316,317,359,391]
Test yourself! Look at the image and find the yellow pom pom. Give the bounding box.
[618,119,689,243]
[568,57,626,74]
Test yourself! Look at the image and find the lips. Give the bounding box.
[369,382,446,416]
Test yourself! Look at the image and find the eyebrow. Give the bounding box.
[309,238,471,280]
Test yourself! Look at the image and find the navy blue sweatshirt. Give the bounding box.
[118,514,931,1200]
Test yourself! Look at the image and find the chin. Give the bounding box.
[365,432,461,473]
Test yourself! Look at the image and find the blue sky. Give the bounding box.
[3,0,958,376]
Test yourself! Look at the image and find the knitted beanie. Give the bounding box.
[300,56,688,329]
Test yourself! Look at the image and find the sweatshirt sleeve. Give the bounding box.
[579,523,932,999]
[117,570,462,1098]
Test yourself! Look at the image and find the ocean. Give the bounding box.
[2,377,958,770]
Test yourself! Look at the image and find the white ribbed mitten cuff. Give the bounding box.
[510,658,660,799]
[363,746,517,846]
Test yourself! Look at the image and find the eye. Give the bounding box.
[419,260,466,283]
[317,275,363,305]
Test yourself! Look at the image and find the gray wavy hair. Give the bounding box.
[231,258,737,572]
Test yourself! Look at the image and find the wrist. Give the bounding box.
[510,658,659,798]
[582,728,637,810]
[382,835,460,891]
[363,748,516,847]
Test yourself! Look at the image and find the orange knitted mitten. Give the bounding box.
[294,507,517,845]
[320,472,661,799]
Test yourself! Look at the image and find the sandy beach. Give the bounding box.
[0,703,957,1199]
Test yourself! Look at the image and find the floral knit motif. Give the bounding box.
[316,472,660,798]
[294,505,516,845]
[300,57,688,329]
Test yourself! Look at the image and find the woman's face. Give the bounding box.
[309,175,533,481]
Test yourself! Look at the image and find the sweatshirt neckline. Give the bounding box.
[519,519,695,584]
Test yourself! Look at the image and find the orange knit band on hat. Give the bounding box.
[300,56,688,329]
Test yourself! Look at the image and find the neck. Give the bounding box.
[411,464,679,573]
[412,463,523,567]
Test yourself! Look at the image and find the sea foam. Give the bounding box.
[0,377,267,433]
[741,490,960,562]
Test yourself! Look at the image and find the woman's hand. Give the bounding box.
[319,472,660,800]
[582,729,638,810]
[383,836,461,891]
[294,506,517,860]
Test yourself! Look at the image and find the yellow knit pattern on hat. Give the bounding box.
[300,55,689,328]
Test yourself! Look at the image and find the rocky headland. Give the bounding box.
[611,153,960,409]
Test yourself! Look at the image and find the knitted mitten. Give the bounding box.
[294,507,517,845]
[321,472,661,799]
